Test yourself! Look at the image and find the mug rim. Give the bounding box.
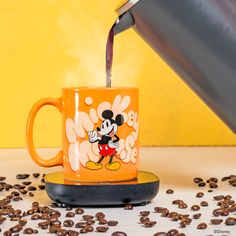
[62,86,138,92]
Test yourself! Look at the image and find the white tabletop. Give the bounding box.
[0,147,236,236]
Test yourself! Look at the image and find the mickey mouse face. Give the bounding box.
[97,110,124,136]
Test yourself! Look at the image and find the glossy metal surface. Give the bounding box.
[116,0,236,132]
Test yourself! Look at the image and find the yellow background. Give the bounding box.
[1,0,236,148]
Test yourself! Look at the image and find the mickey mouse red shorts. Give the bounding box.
[98,144,117,157]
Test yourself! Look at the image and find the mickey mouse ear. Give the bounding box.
[102,110,113,119]
[115,114,124,126]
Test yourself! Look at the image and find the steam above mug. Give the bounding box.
[115,0,236,132]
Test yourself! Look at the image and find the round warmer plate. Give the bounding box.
[45,171,159,206]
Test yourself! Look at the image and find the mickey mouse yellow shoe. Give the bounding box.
[86,161,103,170]
[105,162,121,171]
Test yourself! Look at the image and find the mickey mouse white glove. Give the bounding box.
[108,140,119,148]
[88,131,101,143]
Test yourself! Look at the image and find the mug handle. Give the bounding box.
[26,98,63,167]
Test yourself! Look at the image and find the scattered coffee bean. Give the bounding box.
[210,219,223,225]
[193,213,201,219]
[140,211,150,216]
[0,176,6,181]
[22,182,31,186]
[166,189,174,194]
[84,225,94,232]
[27,186,37,191]
[111,232,127,236]
[49,225,61,233]
[167,229,179,235]
[63,220,74,227]
[196,192,204,198]
[198,182,206,187]
[96,226,108,232]
[200,201,208,207]
[178,203,188,209]
[66,212,75,218]
[75,208,84,215]
[197,223,207,229]
[143,220,156,227]
[82,215,94,221]
[98,218,107,225]
[75,222,87,228]
[191,205,200,211]
[33,173,40,178]
[38,185,45,190]
[16,174,30,180]
[23,228,34,234]
[153,233,167,236]
[225,217,236,226]
[209,182,218,188]
[68,230,79,236]
[193,177,203,184]
[107,220,118,226]
[57,229,68,236]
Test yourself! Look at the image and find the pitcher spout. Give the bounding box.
[114,11,134,35]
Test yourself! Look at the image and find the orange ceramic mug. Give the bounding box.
[26,87,139,182]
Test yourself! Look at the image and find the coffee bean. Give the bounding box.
[143,220,156,227]
[140,216,150,224]
[198,182,206,187]
[28,192,34,197]
[210,219,223,225]
[3,230,12,236]
[111,232,127,236]
[172,200,183,205]
[107,220,118,226]
[221,209,229,216]
[209,182,218,188]
[18,219,27,226]
[57,229,68,236]
[84,225,94,232]
[161,209,169,217]
[207,177,218,183]
[66,212,75,218]
[49,225,61,233]
[38,185,45,190]
[38,221,49,229]
[197,223,207,229]
[22,182,31,186]
[124,204,133,210]
[200,201,208,207]
[0,177,6,181]
[153,233,167,236]
[221,176,229,181]
[213,208,222,217]
[16,174,30,180]
[96,226,108,232]
[31,214,41,220]
[154,207,167,213]
[19,189,27,195]
[23,228,34,234]
[178,203,188,209]
[75,208,84,215]
[140,211,150,216]
[167,229,179,235]
[9,224,22,233]
[193,177,203,184]
[166,189,174,194]
[193,213,201,219]
[98,218,107,225]
[79,228,87,234]
[191,205,200,211]
[214,195,224,201]
[75,222,87,228]
[68,230,79,236]
[63,220,74,227]
[82,215,94,221]
[196,192,204,198]
[27,186,37,191]
[225,217,236,226]
[208,189,213,192]
[33,173,40,178]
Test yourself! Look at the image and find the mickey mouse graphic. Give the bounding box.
[86,109,124,171]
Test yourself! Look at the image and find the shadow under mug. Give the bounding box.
[26,87,139,182]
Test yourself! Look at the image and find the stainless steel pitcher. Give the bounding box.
[115,0,236,132]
